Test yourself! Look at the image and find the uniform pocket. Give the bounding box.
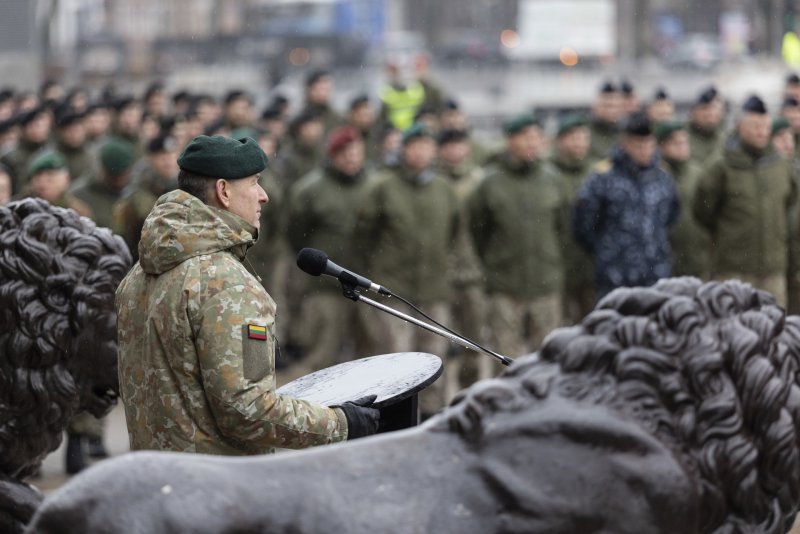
[242,324,271,382]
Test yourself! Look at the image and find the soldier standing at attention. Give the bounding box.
[656,121,711,280]
[115,135,379,454]
[572,113,680,300]
[693,96,796,307]
[688,86,726,167]
[587,82,623,160]
[287,126,376,370]
[112,135,180,261]
[469,114,568,357]
[549,113,596,324]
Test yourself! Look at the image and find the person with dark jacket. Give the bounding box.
[572,112,680,299]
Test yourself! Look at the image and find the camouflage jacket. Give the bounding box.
[115,189,347,455]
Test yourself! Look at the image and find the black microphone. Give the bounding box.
[296,248,392,296]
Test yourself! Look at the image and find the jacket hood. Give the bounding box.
[138,189,256,275]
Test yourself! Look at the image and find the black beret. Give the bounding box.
[620,79,634,95]
[112,95,137,112]
[144,81,165,101]
[654,87,669,101]
[0,88,14,102]
[225,89,251,105]
[600,81,617,94]
[0,116,16,134]
[288,110,321,136]
[437,128,469,145]
[270,94,289,108]
[349,94,370,110]
[261,107,283,121]
[742,95,768,115]
[172,90,192,104]
[177,135,268,179]
[622,112,652,137]
[147,135,177,154]
[17,106,47,126]
[788,73,800,85]
[414,105,435,121]
[444,98,460,110]
[696,86,718,105]
[306,69,330,88]
[773,117,791,135]
[783,96,800,109]
[54,105,84,127]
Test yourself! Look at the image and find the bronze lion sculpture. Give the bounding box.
[25,278,800,533]
[0,199,131,533]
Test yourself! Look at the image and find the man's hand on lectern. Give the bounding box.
[336,395,380,440]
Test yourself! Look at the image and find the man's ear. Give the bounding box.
[214,179,230,208]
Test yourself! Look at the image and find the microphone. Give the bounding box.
[296,248,392,296]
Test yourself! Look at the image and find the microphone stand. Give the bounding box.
[338,274,514,367]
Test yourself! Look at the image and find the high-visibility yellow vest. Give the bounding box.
[380,82,426,131]
[783,31,800,67]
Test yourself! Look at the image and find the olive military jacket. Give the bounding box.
[439,160,485,288]
[662,158,711,279]
[288,165,374,293]
[687,123,724,167]
[115,189,347,455]
[355,165,459,303]
[468,156,568,299]
[588,119,620,160]
[693,138,796,277]
[71,173,124,229]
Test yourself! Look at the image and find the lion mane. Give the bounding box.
[439,277,800,533]
[0,198,130,531]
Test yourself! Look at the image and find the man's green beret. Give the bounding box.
[402,123,432,145]
[178,135,268,179]
[655,121,685,143]
[556,113,588,137]
[27,151,66,180]
[772,116,791,135]
[503,113,540,136]
[99,138,136,177]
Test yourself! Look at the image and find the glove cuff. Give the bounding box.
[333,407,349,441]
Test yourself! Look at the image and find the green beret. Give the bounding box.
[27,151,66,180]
[503,113,540,136]
[772,117,791,135]
[556,113,588,137]
[402,123,432,145]
[178,135,268,179]
[655,121,685,143]
[99,138,137,177]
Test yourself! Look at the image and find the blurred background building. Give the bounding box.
[3,0,800,123]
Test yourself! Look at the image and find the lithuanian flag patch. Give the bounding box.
[247,324,268,340]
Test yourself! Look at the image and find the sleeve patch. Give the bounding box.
[247,324,268,340]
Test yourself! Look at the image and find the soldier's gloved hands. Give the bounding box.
[336,395,380,440]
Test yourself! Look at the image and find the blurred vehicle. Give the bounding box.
[662,33,725,70]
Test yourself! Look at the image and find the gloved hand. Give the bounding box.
[335,394,380,440]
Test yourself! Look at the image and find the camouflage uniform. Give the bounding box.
[112,165,178,261]
[468,156,568,357]
[115,189,347,454]
[287,165,376,371]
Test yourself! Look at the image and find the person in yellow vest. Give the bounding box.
[379,61,426,132]
[783,32,800,68]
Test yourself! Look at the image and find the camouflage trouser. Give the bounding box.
[364,301,451,416]
[296,292,373,372]
[563,284,595,326]
[486,292,563,358]
[447,284,492,400]
[715,272,787,308]
[67,412,105,437]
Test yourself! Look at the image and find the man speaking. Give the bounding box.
[115,135,379,455]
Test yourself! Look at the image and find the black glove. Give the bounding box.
[336,394,380,440]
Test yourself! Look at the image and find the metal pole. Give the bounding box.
[354,293,515,367]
